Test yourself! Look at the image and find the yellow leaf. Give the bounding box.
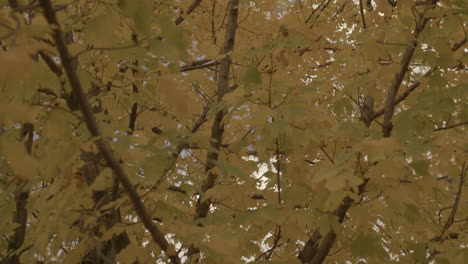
[0,104,35,123]
[2,141,39,179]
[156,78,189,117]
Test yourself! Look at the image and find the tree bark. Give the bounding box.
[194,0,240,220]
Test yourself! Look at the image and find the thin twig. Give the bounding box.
[434,121,468,131]
[319,145,334,164]
[359,0,367,29]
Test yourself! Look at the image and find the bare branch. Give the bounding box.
[319,145,335,164]
[451,37,466,52]
[305,0,330,23]
[434,121,468,131]
[175,0,204,25]
[38,50,62,76]
[331,0,352,22]
[358,0,367,29]
[181,60,218,72]
[37,87,58,97]
[255,225,283,261]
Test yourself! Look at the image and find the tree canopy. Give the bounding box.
[0,0,467,263]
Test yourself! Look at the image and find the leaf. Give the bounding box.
[0,0,465,261]
[350,234,387,260]
[356,137,401,163]
[83,10,120,46]
[410,160,430,176]
[2,141,39,179]
[215,159,247,180]
[241,63,262,88]
[332,98,353,116]
[76,69,98,92]
[0,104,36,123]
[252,261,283,264]
[151,14,187,59]
[0,49,39,101]
[406,240,426,262]
[154,78,189,117]
[119,0,152,35]
[403,203,421,223]
[318,215,340,234]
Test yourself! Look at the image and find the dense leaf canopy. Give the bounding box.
[0,0,467,263]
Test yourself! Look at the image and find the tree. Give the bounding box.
[0,0,466,263]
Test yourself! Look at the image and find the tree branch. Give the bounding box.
[38,50,62,76]
[299,178,370,263]
[451,37,466,52]
[298,97,375,263]
[175,0,204,25]
[194,0,240,221]
[381,2,437,137]
[37,1,181,263]
[180,60,218,72]
[373,66,438,119]
[358,0,367,29]
[331,0,351,22]
[434,121,468,131]
[297,8,438,253]
[255,225,283,261]
[305,0,330,23]
[430,162,466,254]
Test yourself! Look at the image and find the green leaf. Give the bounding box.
[332,98,353,116]
[318,215,340,234]
[83,10,120,46]
[410,160,429,176]
[242,63,262,88]
[428,73,448,89]
[453,0,468,15]
[434,257,450,264]
[76,69,98,93]
[403,203,421,223]
[154,14,187,59]
[119,0,152,35]
[447,83,467,98]
[350,234,386,260]
[215,159,247,180]
[406,240,426,262]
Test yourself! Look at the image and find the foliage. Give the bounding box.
[0,0,467,263]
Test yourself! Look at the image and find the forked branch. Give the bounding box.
[299,2,439,262]
[373,66,438,119]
